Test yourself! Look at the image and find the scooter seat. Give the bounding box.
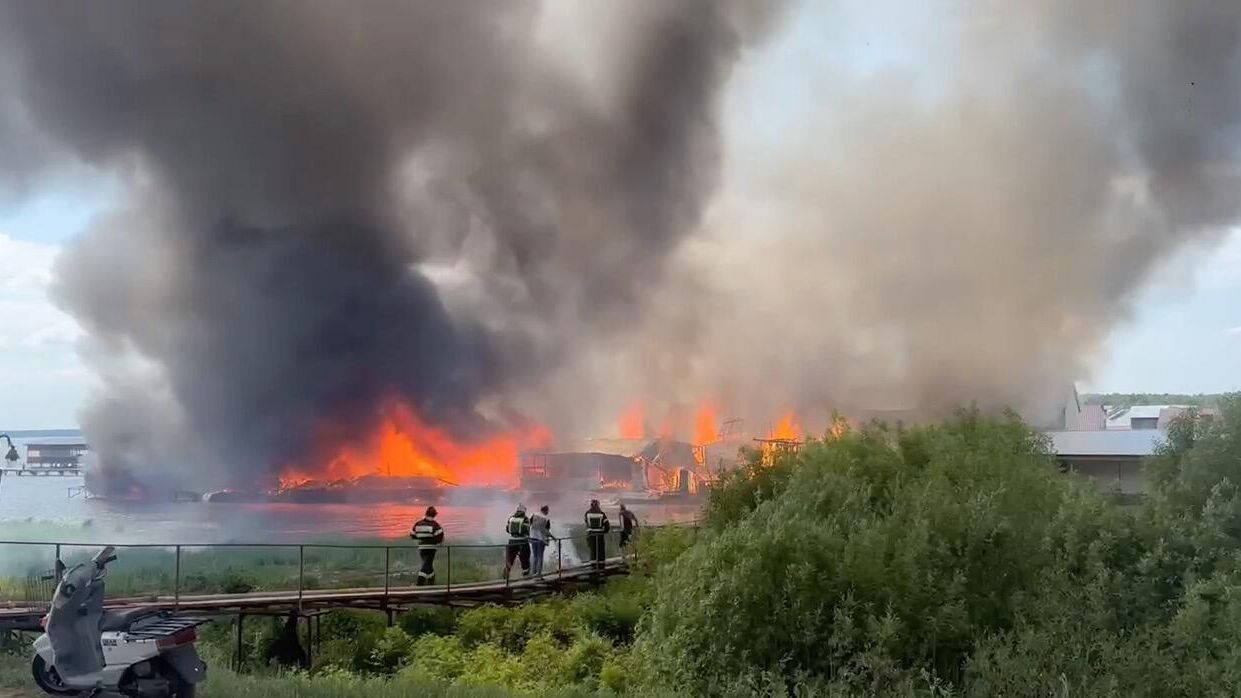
[100,607,158,632]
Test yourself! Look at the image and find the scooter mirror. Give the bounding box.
[92,546,116,566]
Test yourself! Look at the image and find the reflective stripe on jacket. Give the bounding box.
[411,518,443,547]
[585,511,609,534]
[506,515,530,539]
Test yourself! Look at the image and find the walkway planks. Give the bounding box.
[0,557,629,631]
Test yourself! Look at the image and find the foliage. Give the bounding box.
[400,605,458,637]
[638,399,1241,696]
[11,400,1241,697]
[571,591,645,645]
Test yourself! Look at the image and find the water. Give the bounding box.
[0,473,700,544]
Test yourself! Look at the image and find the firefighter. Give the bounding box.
[504,504,532,578]
[410,506,444,586]
[584,499,611,570]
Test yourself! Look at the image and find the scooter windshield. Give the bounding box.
[46,562,107,681]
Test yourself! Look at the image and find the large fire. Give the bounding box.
[617,400,721,445]
[279,399,551,490]
[771,412,802,440]
[619,402,645,439]
[694,404,718,444]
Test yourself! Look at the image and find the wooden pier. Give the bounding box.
[0,557,628,632]
[0,465,82,476]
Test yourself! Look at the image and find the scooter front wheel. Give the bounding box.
[30,655,75,696]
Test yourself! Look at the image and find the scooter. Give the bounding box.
[30,546,208,697]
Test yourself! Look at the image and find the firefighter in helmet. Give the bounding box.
[584,499,611,570]
[504,504,532,578]
[410,506,444,586]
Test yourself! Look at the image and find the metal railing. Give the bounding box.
[0,529,646,610]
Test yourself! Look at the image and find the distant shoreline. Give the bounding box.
[0,429,81,438]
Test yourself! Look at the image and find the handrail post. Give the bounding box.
[556,538,562,582]
[445,545,451,597]
[174,545,181,609]
[297,545,304,613]
[383,546,390,602]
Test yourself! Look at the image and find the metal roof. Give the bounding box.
[1106,405,1191,428]
[1079,404,1108,431]
[1046,430,1166,457]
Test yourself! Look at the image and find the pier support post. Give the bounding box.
[235,614,245,672]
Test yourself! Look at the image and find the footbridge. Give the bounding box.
[0,531,656,634]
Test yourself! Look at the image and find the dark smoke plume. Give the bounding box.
[2,0,1238,487]
[0,0,779,491]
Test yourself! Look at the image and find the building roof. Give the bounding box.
[15,436,89,447]
[1046,430,1166,457]
[1105,405,1193,429]
[1158,406,1220,429]
[1079,404,1108,431]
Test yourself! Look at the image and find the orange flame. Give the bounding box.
[771,412,802,440]
[619,401,645,439]
[694,404,718,445]
[279,399,550,489]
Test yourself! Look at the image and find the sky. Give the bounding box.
[0,4,1238,429]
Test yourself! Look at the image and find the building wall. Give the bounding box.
[1065,457,1144,495]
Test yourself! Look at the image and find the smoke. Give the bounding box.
[0,0,779,491]
[0,0,1238,491]
[540,0,1241,434]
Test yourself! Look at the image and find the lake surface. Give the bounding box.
[0,472,700,544]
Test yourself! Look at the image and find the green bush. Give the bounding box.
[457,602,575,651]
[570,592,644,645]
[362,626,416,675]
[561,634,612,687]
[402,633,469,682]
[639,412,1100,693]
[400,605,458,637]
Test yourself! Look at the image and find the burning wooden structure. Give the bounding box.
[521,438,708,495]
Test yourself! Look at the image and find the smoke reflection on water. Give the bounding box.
[0,474,699,544]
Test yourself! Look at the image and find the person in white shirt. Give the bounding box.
[528,505,556,575]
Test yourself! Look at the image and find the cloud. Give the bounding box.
[1200,228,1241,290]
[0,231,83,348]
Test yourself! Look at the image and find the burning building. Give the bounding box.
[521,437,705,496]
[3,2,1238,502]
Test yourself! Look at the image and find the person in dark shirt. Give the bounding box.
[618,503,639,549]
[410,506,444,586]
